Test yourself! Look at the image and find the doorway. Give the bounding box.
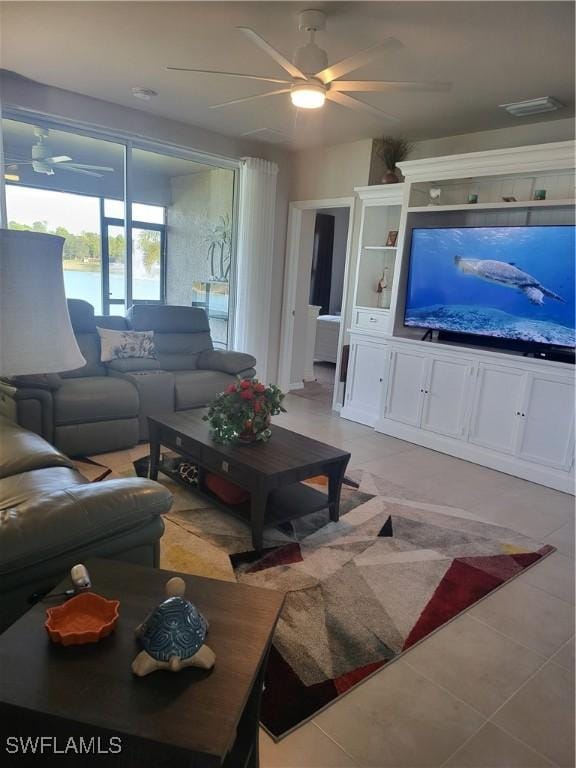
[278,198,353,408]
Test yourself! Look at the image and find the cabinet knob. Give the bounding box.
[521,413,526,417]
[516,411,520,416]
[379,378,383,382]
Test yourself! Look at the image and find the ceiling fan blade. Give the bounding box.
[316,38,404,84]
[66,164,115,172]
[331,80,452,93]
[58,165,102,178]
[236,27,306,80]
[326,91,399,122]
[210,88,291,109]
[45,155,72,163]
[166,67,291,84]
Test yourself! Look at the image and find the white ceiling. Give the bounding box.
[1,1,574,150]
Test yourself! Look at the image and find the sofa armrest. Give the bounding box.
[0,479,173,579]
[197,349,257,375]
[0,380,55,442]
[9,374,62,391]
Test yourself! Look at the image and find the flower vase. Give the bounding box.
[382,169,400,184]
[238,415,272,444]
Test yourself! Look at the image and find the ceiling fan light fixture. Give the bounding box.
[290,82,326,109]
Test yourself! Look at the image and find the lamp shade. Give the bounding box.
[0,229,86,376]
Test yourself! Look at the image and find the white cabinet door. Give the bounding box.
[420,357,473,438]
[344,338,387,425]
[468,364,525,454]
[516,373,575,470]
[383,349,427,426]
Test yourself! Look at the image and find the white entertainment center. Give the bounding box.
[340,141,575,493]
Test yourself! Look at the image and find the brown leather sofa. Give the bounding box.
[0,300,256,457]
[0,415,172,631]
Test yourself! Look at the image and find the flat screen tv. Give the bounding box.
[404,225,576,349]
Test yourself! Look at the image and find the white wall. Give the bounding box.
[411,118,575,159]
[291,139,372,201]
[0,70,293,381]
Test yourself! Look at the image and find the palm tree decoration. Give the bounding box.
[205,214,232,281]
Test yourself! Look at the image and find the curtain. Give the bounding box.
[233,157,279,382]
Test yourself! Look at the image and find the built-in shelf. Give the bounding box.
[407,199,575,213]
[363,245,397,251]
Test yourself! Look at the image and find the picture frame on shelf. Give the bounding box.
[534,189,547,200]
[386,230,399,247]
[502,196,517,202]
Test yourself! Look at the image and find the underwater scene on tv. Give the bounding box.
[404,226,576,348]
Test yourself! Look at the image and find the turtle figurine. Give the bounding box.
[131,576,216,677]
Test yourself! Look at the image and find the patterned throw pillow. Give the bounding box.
[96,327,156,362]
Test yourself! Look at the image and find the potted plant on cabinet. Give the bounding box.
[375,136,413,183]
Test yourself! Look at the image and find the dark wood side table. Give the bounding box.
[148,411,351,551]
[0,559,284,767]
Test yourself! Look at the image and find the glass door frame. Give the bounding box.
[101,207,167,315]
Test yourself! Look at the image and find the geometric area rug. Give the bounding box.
[80,458,556,741]
[228,471,555,739]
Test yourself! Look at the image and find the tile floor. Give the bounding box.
[98,393,575,768]
[290,362,336,405]
[265,396,575,768]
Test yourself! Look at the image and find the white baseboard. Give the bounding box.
[375,418,574,494]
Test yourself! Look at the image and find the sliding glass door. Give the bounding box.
[131,147,237,347]
[1,115,238,346]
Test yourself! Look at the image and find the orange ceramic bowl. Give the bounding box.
[45,592,120,646]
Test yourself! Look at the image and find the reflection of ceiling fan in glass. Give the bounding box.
[167,9,451,119]
[6,127,115,178]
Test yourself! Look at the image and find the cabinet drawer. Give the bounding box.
[353,309,390,333]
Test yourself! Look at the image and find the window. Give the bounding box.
[2,116,238,347]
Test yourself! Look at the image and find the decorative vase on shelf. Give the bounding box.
[375,136,413,185]
[382,168,400,184]
[204,379,286,445]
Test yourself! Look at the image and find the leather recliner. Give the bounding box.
[0,415,172,631]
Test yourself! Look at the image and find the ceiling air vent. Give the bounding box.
[499,97,563,117]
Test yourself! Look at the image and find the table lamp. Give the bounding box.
[0,229,86,377]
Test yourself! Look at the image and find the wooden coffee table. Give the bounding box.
[0,558,284,767]
[148,410,351,551]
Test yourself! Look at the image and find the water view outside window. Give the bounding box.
[6,185,106,311]
[5,187,163,314]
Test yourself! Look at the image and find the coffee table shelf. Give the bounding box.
[149,411,350,551]
[162,464,331,528]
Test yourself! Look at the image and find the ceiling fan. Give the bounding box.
[5,127,115,178]
[167,9,451,120]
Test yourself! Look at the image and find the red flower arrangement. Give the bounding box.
[204,378,286,444]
